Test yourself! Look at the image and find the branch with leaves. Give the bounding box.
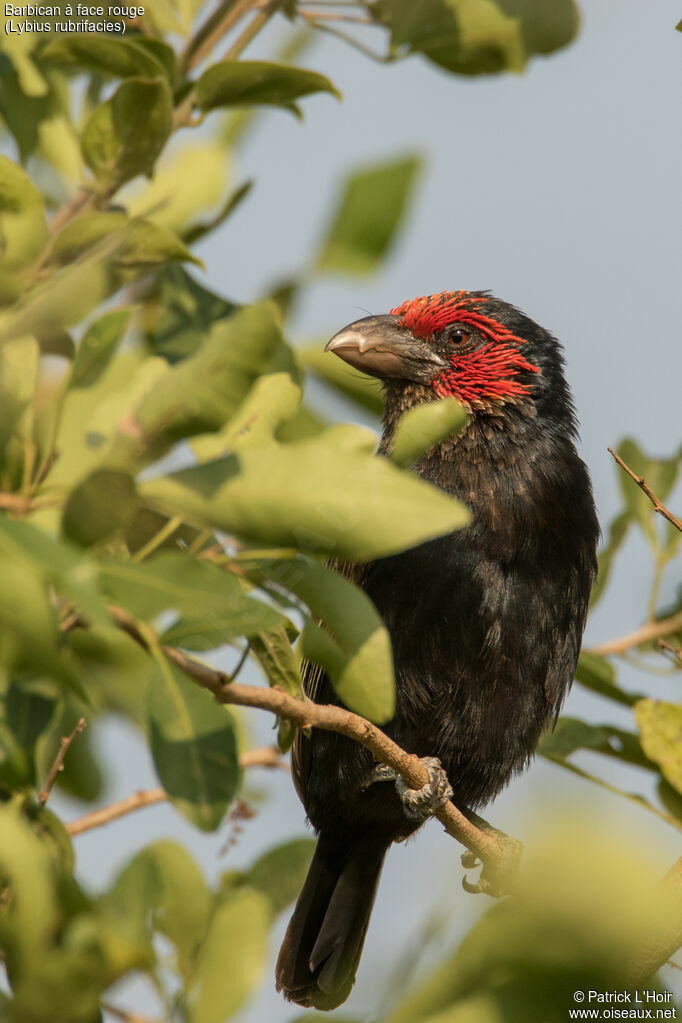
[104,604,520,894]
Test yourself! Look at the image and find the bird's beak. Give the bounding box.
[325,314,449,381]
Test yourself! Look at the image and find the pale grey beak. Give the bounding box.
[325,314,448,381]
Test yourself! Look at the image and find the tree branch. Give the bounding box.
[608,447,682,533]
[104,605,520,894]
[588,609,682,657]
[66,746,287,836]
[38,717,87,805]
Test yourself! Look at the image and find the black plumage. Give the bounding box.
[276,292,599,1010]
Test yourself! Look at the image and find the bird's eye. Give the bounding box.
[447,328,470,345]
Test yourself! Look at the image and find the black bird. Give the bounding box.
[276,290,599,1010]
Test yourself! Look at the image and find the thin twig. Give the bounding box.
[180,0,254,72]
[38,718,87,805]
[298,17,391,61]
[104,605,519,891]
[222,0,285,61]
[589,610,682,657]
[0,493,61,513]
[608,447,682,533]
[298,9,371,22]
[66,747,287,836]
[49,189,95,236]
[658,638,682,663]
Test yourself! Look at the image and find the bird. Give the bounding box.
[275,290,599,1010]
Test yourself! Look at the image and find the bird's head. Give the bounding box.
[325,290,560,415]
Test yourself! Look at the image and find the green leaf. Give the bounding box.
[65,624,152,725]
[574,651,643,707]
[186,888,269,1023]
[100,552,284,639]
[634,699,682,794]
[0,334,39,479]
[538,716,653,771]
[0,679,56,789]
[62,469,138,549]
[0,552,69,687]
[0,523,109,642]
[44,211,127,268]
[161,614,281,651]
[149,265,237,362]
[42,35,167,78]
[0,61,52,162]
[0,804,58,960]
[299,341,384,416]
[376,0,578,75]
[147,656,241,830]
[191,370,301,461]
[106,841,211,978]
[416,0,526,74]
[69,307,134,389]
[0,154,48,269]
[246,838,316,916]
[141,425,471,562]
[249,626,302,697]
[263,556,395,722]
[183,179,254,246]
[496,0,580,55]
[115,218,200,268]
[316,154,421,275]
[109,301,289,466]
[391,398,467,468]
[81,77,173,193]
[196,60,339,114]
[0,518,110,628]
[249,624,302,749]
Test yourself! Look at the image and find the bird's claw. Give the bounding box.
[364,756,453,822]
[461,822,523,899]
[461,850,479,869]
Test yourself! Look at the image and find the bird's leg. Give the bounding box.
[460,809,523,898]
[362,757,454,822]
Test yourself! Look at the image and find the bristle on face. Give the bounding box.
[390,291,539,407]
[390,291,527,347]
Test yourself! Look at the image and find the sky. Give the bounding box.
[49,2,682,1020]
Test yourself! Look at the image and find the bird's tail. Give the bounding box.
[276,834,389,1010]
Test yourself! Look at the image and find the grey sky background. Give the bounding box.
[52,3,682,1020]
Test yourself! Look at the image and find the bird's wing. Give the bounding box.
[291,558,370,803]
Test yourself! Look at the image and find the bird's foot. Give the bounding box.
[364,757,454,822]
[460,811,523,898]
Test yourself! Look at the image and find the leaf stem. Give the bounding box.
[133,516,183,562]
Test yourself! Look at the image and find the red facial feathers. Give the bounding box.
[390,291,539,405]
